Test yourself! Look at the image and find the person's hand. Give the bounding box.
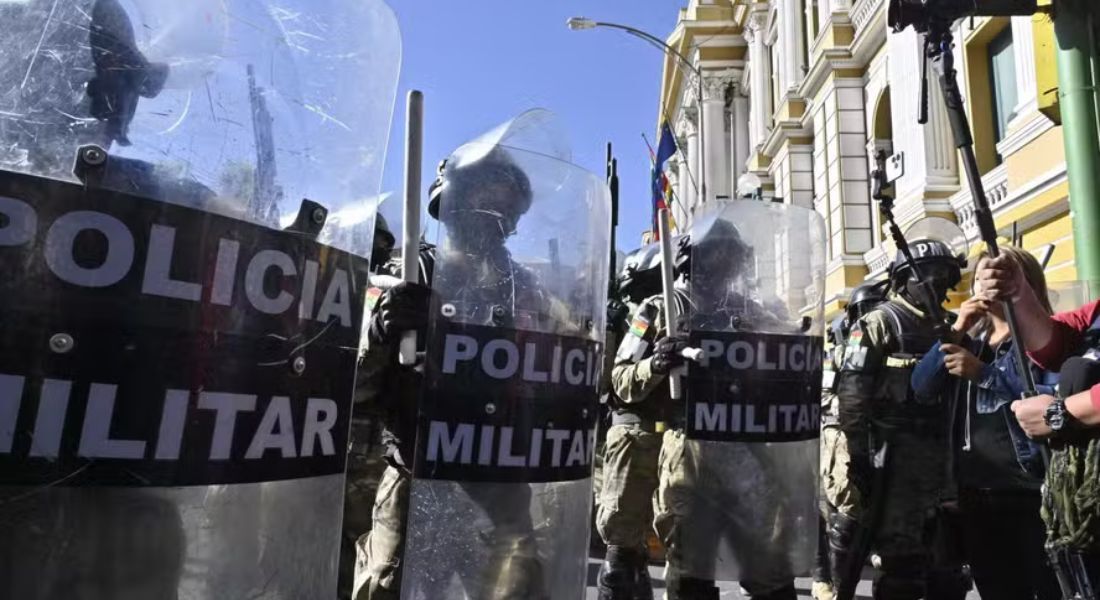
[1010,394,1056,439]
[952,295,992,334]
[651,336,688,375]
[369,282,431,345]
[975,255,1027,302]
[941,343,984,381]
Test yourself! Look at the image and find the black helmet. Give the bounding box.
[847,280,888,322]
[683,217,752,281]
[427,148,533,225]
[616,236,687,303]
[87,0,169,146]
[828,314,849,347]
[370,212,396,269]
[888,238,964,289]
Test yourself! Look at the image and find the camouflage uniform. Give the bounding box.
[603,295,677,546]
[598,298,661,550]
[612,293,796,600]
[833,294,949,599]
[340,417,387,598]
[350,259,427,600]
[820,367,859,517]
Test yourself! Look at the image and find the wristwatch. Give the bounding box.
[1044,396,1079,435]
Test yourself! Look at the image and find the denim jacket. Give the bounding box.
[911,334,1057,478]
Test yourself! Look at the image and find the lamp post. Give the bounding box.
[567,17,708,207]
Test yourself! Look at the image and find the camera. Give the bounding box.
[888,0,1038,32]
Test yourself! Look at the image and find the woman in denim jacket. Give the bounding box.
[911,245,1060,600]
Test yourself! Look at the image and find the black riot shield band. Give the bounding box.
[0,1,400,598]
[676,200,827,587]
[400,109,611,600]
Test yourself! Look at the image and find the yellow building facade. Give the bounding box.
[657,0,1074,319]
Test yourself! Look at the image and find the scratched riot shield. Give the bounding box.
[676,200,827,586]
[401,109,611,600]
[0,1,400,598]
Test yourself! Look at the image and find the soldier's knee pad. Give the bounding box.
[826,511,860,551]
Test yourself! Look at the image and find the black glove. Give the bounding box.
[606,298,629,331]
[368,282,431,346]
[650,335,688,375]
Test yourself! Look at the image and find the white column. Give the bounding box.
[731,87,750,184]
[687,130,700,214]
[679,109,700,215]
[1010,16,1038,119]
[702,75,732,203]
[779,0,806,93]
[745,10,769,150]
[817,0,832,34]
[676,155,692,226]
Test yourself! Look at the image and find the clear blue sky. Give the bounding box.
[378,1,685,252]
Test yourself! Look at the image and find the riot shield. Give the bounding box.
[400,109,611,600]
[0,2,400,598]
[678,200,826,586]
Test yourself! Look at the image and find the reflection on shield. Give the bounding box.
[0,1,400,598]
[400,110,611,600]
[675,201,827,585]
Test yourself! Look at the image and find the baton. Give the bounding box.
[399,91,423,366]
[657,208,684,399]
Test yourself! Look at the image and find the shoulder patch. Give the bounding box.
[629,314,651,338]
[847,328,863,348]
[366,287,384,310]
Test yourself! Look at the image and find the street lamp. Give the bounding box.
[567,16,708,207]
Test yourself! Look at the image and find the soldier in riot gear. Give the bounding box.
[1,1,401,599]
[594,238,688,600]
[613,215,806,600]
[339,213,402,600]
[832,233,964,600]
[814,283,888,600]
[356,119,598,599]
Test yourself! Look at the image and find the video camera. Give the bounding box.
[888,0,1038,32]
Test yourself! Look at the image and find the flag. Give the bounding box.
[645,122,678,240]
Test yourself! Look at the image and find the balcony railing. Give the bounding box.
[950,164,1010,242]
[850,0,884,34]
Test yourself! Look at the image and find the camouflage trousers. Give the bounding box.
[653,429,796,596]
[340,419,388,599]
[820,423,860,516]
[352,465,411,600]
[596,423,662,548]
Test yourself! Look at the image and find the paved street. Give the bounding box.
[583,558,982,599]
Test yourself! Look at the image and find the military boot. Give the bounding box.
[631,549,654,600]
[743,583,798,600]
[597,545,637,600]
[597,545,654,600]
[827,512,864,600]
[673,577,719,600]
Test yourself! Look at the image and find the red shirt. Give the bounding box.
[1028,299,1100,407]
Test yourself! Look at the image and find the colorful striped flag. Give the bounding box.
[645,122,678,240]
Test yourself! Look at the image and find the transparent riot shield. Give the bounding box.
[400,109,611,600]
[0,2,400,598]
[675,201,827,587]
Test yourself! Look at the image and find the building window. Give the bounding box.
[988,27,1017,160]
